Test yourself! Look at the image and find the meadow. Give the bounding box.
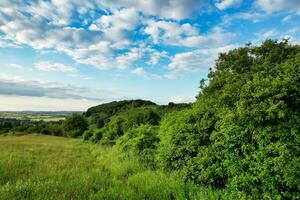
[0,111,77,122]
[0,134,223,200]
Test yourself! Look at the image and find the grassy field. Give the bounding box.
[0,111,78,122]
[0,135,223,200]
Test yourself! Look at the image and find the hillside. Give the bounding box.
[85,100,157,117]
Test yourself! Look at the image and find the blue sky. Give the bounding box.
[0,0,299,110]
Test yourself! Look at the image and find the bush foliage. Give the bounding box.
[157,40,300,199]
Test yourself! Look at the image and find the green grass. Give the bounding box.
[0,135,223,200]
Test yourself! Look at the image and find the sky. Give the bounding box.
[0,0,299,111]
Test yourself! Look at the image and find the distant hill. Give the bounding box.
[84,99,157,118]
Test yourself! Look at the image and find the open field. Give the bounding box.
[0,112,80,122]
[0,135,222,200]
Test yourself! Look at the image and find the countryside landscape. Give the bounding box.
[0,1,299,200]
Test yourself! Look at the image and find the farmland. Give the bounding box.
[0,111,80,122]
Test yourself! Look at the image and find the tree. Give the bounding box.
[63,113,88,138]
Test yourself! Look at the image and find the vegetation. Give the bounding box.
[63,113,88,138]
[0,135,223,200]
[0,40,299,199]
[0,111,76,122]
[157,39,300,199]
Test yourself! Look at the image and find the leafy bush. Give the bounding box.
[82,130,93,141]
[117,125,159,165]
[101,108,160,144]
[157,40,300,199]
[63,113,88,138]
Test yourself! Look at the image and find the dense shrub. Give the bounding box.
[101,108,160,144]
[82,130,93,141]
[117,125,159,165]
[63,113,88,138]
[157,40,300,199]
[0,122,12,134]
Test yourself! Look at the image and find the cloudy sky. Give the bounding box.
[0,0,299,111]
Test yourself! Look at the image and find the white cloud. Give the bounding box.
[169,95,195,103]
[0,0,233,75]
[222,11,269,25]
[255,0,300,14]
[144,20,199,44]
[88,24,100,31]
[144,20,234,48]
[260,29,277,39]
[0,35,21,48]
[147,51,168,65]
[282,15,293,22]
[131,67,161,79]
[179,27,235,48]
[131,67,146,75]
[93,8,140,42]
[215,0,242,10]
[9,63,24,69]
[116,47,142,69]
[168,44,237,72]
[35,61,77,73]
[0,73,96,100]
[0,73,126,102]
[99,0,208,20]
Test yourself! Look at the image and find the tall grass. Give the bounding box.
[0,135,223,199]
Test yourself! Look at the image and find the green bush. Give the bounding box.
[82,130,93,141]
[117,125,159,165]
[157,40,300,199]
[63,113,88,138]
[101,108,160,144]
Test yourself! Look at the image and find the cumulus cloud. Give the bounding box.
[35,61,77,73]
[144,20,234,48]
[131,67,146,75]
[131,67,161,80]
[255,0,300,14]
[92,8,140,42]
[215,0,242,10]
[169,96,195,103]
[147,51,168,65]
[144,20,199,44]
[168,45,237,72]
[0,35,21,48]
[0,0,236,73]
[99,0,208,20]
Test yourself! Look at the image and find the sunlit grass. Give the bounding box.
[0,135,223,200]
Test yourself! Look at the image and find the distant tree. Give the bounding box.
[63,113,88,138]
